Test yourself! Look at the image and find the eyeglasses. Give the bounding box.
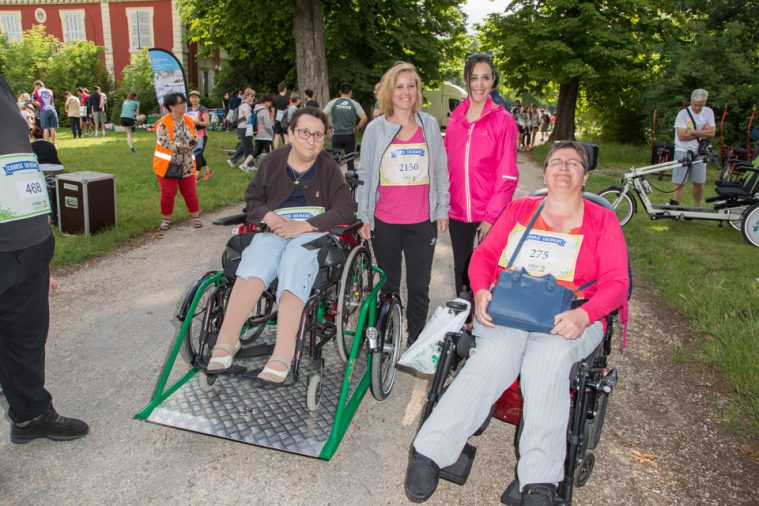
[546,158,585,170]
[295,128,326,142]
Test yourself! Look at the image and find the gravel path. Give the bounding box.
[0,152,756,504]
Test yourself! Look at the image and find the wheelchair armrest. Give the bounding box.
[329,220,363,237]
[212,212,247,226]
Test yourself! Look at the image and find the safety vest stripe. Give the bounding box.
[154,151,173,161]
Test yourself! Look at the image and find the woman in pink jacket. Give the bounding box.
[445,53,519,296]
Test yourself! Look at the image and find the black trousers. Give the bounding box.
[331,133,356,170]
[373,218,437,342]
[69,117,82,138]
[253,139,272,158]
[0,234,54,423]
[448,218,481,297]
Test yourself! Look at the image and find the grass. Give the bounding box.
[50,128,250,266]
[534,140,759,437]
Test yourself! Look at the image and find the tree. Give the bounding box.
[479,0,666,141]
[179,0,467,107]
[0,26,110,116]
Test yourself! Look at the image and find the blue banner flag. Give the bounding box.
[148,48,188,114]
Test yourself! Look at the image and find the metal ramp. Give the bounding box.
[143,328,367,458]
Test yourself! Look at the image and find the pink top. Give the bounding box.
[469,196,630,343]
[374,127,430,224]
[445,96,519,224]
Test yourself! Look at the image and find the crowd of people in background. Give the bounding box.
[512,100,554,152]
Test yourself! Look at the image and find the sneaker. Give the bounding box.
[10,406,89,444]
[239,164,250,173]
[203,171,214,181]
[93,133,98,138]
[102,131,106,137]
[521,483,557,506]
[405,449,440,503]
[130,146,135,153]
[227,159,235,168]
[668,199,680,206]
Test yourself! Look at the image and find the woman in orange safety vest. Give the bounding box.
[153,92,201,230]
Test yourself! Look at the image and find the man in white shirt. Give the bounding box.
[672,88,716,206]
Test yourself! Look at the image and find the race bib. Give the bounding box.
[380,143,430,186]
[274,206,325,221]
[498,224,584,282]
[0,153,51,224]
[275,110,285,122]
[186,111,199,121]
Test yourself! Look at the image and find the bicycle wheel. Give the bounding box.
[370,298,402,400]
[727,206,746,231]
[741,202,759,247]
[599,188,636,227]
[336,244,373,362]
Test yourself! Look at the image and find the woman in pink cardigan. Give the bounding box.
[405,141,629,505]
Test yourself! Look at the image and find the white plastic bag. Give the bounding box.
[398,298,471,374]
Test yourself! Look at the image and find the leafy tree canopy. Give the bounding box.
[179,0,468,106]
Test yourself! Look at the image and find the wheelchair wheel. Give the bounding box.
[307,371,322,411]
[181,280,223,365]
[599,188,636,227]
[197,371,217,392]
[370,299,402,400]
[741,202,759,247]
[574,452,595,487]
[336,244,373,362]
[587,392,608,450]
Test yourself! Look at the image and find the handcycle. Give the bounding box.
[599,150,759,247]
[136,152,403,459]
[416,191,628,506]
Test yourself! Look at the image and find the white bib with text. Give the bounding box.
[0,153,51,224]
[498,224,584,282]
[380,142,430,186]
[275,206,325,221]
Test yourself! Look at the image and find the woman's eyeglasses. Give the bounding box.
[295,128,326,142]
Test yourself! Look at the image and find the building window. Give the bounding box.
[126,8,153,51]
[60,10,86,42]
[0,12,22,42]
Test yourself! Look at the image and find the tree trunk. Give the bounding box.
[550,77,580,141]
[292,0,329,106]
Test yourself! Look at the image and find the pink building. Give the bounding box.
[0,0,219,94]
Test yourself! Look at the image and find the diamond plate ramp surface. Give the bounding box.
[146,327,367,458]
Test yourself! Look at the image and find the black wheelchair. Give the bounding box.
[176,152,403,410]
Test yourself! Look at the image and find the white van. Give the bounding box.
[422,82,467,130]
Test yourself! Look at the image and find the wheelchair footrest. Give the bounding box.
[500,479,521,506]
[439,443,476,485]
[237,342,274,358]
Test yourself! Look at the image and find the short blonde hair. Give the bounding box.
[244,88,256,99]
[377,61,423,117]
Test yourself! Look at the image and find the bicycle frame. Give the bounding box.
[610,155,749,223]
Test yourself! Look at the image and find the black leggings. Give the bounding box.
[448,218,481,297]
[372,218,437,343]
[253,139,272,158]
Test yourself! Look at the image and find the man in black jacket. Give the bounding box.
[0,73,88,444]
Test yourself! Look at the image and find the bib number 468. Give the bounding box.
[16,179,46,199]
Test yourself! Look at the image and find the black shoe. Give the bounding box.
[668,199,680,206]
[521,483,556,506]
[405,449,440,503]
[10,407,89,444]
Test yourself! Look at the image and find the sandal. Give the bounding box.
[257,356,291,384]
[207,341,242,372]
[159,219,171,230]
[192,218,203,228]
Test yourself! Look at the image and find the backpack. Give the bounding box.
[226,106,238,124]
[281,105,297,131]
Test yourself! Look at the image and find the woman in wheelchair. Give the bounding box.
[207,107,355,383]
[406,141,630,504]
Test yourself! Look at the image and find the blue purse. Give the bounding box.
[486,201,595,333]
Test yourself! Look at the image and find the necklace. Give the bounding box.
[287,164,311,185]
